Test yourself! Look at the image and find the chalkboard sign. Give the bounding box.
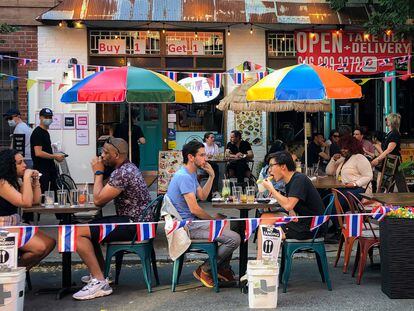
[12,134,25,157]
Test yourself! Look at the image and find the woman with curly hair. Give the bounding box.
[0,149,55,269]
[326,135,373,209]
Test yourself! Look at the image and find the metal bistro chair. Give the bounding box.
[103,195,164,292]
[280,194,334,293]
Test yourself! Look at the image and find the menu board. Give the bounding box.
[158,151,183,194]
[235,111,263,146]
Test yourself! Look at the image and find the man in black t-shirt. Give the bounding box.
[113,109,145,168]
[302,132,330,169]
[30,108,65,193]
[225,130,254,182]
[259,151,326,247]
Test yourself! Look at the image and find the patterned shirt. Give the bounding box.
[108,161,152,222]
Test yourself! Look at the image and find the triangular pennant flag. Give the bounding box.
[21,58,31,66]
[254,63,263,71]
[274,216,297,227]
[43,81,53,91]
[7,75,18,82]
[235,62,245,72]
[136,223,156,242]
[18,226,38,248]
[58,83,67,91]
[356,78,371,86]
[267,67,274,74]
[344,215,363,238]
[310,216,330,231]
[245,218,261,242]
[58,225,77,252]
[26,79,37,91]
[99,224,117,242]
[50,58,61,63]
[208,220,228,242]
[167,220,191,235]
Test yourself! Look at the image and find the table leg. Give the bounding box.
[239,209,249,281]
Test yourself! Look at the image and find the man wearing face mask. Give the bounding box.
[30,108,65,195]
[3,108,33,168]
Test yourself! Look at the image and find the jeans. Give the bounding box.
[188,221,241,270]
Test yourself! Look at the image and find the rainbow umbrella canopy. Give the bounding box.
[246,63,362,169]
[61,66,192,104]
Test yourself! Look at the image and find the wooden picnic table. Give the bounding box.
[360,192,414,206]
[212,201,282,280]
[312,175,344,189]
[21,204,101,299]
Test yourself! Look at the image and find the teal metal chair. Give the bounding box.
[172,240,219,293]
[104,195,164,293]
[280,194,334,293]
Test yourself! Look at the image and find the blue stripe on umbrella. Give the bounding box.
[61,71,102,103]
[275,64,326,101]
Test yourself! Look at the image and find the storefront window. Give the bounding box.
[166,31,224,56]
[267,33,296,57]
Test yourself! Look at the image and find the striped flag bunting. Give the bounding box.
[58,225,77,252]
[96,66,106,72]
[244,218,260,242]
[136,223,156,242]
[254,63,263,71]
[43,81,53,91]
[21,58,31,66]
[208,219,228,242]
[99,224,117,242]
[58,83,67,91]
[50,58,61,63]
[213,73,222,88]
[372,205,390,222]
[189,73,201,78]
[233,73,244,85]
[256,71,267,80]
[344,214,363,238]
[379,58,391,66]
[167,220,191,235]
[318,62,327,67]
[310,216,330,231]
[398,55,410,64]
[165,71,178,81]
[274,216,297,227]
[73,64,85,79]
[336,63,348,72]
[18,226,38,248]
[7,76,18,82]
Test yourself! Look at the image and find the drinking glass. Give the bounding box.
[87,193,94,204]
[246,186,256,203]
[44,191,55,208]
[78,190,87,205]
[69,189,79,206]
[221,179,231,200]
[240,191,247,204]
[232,186,242,203]
[57,190,68,207]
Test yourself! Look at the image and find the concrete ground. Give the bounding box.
[21,194,414,310]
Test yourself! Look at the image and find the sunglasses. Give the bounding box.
[105,137,121,154]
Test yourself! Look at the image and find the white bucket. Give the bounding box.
[247,260,279,309]
[0,267,26,311]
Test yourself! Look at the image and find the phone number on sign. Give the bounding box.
[297,56,381,73]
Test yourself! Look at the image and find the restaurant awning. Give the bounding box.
[37,0,371,26]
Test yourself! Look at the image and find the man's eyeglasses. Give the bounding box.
[105,137,121,154]
[268,163,279,168]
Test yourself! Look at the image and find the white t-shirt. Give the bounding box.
[13,122,32,159]
[203,142,219,156]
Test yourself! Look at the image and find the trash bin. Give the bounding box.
[247,260,279,309]
[0,267,26,311]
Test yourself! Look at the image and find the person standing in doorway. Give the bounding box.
[3,108,33,168]
[113,109,145,168]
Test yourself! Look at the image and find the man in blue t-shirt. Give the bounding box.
[167,140,240,288]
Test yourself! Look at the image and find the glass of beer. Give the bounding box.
[246,186,256,203]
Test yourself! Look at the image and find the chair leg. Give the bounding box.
[356,241,368,285]
[334,235,344,268]
[352,242,361,278]
[104,247,114,279]
[279,245,286,284]
[26,271,32,291]
[138,249,152,293]
[151,247,160,286]
[343,237,357,274]
[282,246,294,293]
[208,254,219,293]
[171,256,184,292]
[315,253,325,283]
[114,252,124,285]
[314,246,332,291]
[368,247,374,266]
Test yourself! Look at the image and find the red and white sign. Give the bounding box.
[167,40,205,55]
[295,31,412,75]
[133,39,146,55]
[98,39,126,55]
[76,113,89,130]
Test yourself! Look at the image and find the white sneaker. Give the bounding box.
[73,278,113,300]
[81,274,113,284]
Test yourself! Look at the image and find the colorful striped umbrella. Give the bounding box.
[246,63,361,101]
[61,66,192,104]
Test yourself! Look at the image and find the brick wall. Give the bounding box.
[0,26,38,122]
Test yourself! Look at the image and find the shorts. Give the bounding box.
[0,214,21,226]
[89,215,137,243]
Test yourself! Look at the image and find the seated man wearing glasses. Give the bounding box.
[257,151,326,257]
[73,137,152,301]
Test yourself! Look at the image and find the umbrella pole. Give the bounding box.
[128,103,132,162]
[304,107,308,170]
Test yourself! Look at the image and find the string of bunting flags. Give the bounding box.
[3,206,393,253]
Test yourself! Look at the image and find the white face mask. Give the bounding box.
[42,119,53,127]
[8,120,16,127]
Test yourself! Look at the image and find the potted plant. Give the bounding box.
[380,207,414,298]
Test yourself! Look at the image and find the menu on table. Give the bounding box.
[158,151,183,194]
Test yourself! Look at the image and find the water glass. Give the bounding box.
[232,186,242,203]
[87,193,94,204]
[69,189,79,206]
[44,191,55,208]
[57,190,68,207]
[246,186,256,203]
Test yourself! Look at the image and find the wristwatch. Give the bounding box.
[94,170,104,176]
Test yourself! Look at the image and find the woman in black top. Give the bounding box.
[371,113,408,192]
[0,149,55,269]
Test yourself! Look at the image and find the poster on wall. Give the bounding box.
[235,111,263,146]
[49,113,63,130]
[76,113,89,130]
[157,151,183,194]
[295,31,412,75]
[76,129,89,145]
[63,114,76,130]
